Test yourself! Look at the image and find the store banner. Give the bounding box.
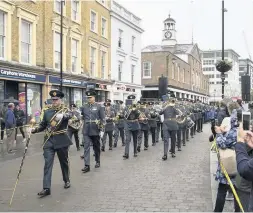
[49,76,87,88]
[0,68,46,82]
[86,83,96,90]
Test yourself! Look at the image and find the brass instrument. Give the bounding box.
[124,105,135,119]
[175,107,185,124]
[68,113,82,130]
[138,106,149,124]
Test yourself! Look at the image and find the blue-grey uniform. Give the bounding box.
[190,104,197,138]
[148,102,158,145]
[176,103,187,150]
[137,103,150,151]
[160,100,180,160]
[101,103,115,150]
[81,90,105,173]
[114,102,125,147]
[123,95,141,159]
[67,104,81,151]
[155,103,163,142]
[31,90,72,197]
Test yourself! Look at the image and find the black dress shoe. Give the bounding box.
[162,155,167,161]
[144,147,148,151]
[93,153,95,156]
[38,189,51,197]
[183,143,186,146]
[172,153,176,158]
[77,147,80,151]
[123,154,129,159]
[95,162,100,168]
[80,155,84,159]
[101,146,105,152]
[186,139,189,141]
[109,147,112,150]
[169,149,172,153]
[152,143,155,146]
[137,146,140,152]
[122,143,125,146]
[114,143,117,148]
[134,153,137,157]
[178,148,182,151]
[64,182,71,189]
[82,165,90,173]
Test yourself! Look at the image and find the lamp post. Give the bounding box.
[60,0,65,92]
[214,89,216,104]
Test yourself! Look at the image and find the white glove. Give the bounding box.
[100,131,104,138]
[55,113,63,121]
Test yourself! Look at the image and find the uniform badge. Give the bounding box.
[53,92,57,97]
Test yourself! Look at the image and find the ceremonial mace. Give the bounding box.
[9,118,36,207]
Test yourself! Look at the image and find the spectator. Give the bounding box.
[213,102,240,212]
[14,104,26,143]
[5,103,16,153]
[0,104,7,144]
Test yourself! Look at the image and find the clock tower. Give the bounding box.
[162,14,177,46]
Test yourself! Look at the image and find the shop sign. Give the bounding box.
[0,68,46,82]
[116,84,126,91]
[126,88,135,92]
[49,76,87,88]
[96,83,107,90]
[86,83,96,90]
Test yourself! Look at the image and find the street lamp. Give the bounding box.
[214,89,216,103]
[60,0,65,92]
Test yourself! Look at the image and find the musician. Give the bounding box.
[31,90,72,197]
[114,100,125,147]
[137,101,150,152]
[148,102,158,146]
[101,101,115,151]
[40,99,52,121]
[81,90,105,173]
[196,99,203,133]
[190,101,196,138]
[176,99,187,150]
[160,92,180,160]
[67,104,81,151]
[123,95,144,159]
[155,102,163,143]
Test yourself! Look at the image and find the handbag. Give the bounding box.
[219,148,237,176]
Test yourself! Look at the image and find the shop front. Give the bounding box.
[49,76,87,107]
[0,67,46,123]
[112,82,142,102]
[95,83,110,102]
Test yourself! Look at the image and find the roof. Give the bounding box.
[142,44,195,55]
[164,14,175,23]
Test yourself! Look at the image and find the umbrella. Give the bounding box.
[2,97,19,104]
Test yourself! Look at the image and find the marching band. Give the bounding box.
[28,89,211,197]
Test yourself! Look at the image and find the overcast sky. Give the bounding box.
[116,0,253,59]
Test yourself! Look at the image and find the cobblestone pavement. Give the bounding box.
[0,124,212,212]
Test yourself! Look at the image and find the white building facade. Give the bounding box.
[110,0,144,102]
[239,59,253,89]
[201,49,241,102]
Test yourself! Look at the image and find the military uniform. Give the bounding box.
[67,104,81,151]
[137,102,150,152]
[155,102,163,143]
[32,90,72,197]
[81,90,105,173]
[148,102,158,146]
[101,102,115,151]
[123,95,141,159]
[176,101,187,150]
[113,100,125,147]
[160,93,179,160]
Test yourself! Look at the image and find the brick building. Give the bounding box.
[141,15,209,102]
[0,0,112,122]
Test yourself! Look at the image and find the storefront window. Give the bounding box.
[96,90,106,102]
[27,83,41,123]
[0,81,4,102]
[18,83,26,115]
[73,88,82,107]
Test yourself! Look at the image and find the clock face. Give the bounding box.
[164,31,172,39]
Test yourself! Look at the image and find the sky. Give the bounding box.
[116,0,253,59]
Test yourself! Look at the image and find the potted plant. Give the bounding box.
[215,60,233,73]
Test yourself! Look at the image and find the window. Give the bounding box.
[203,67,215,72]
[0,11,6,59]
[71,39,78,72]
[203,60,214,65]
[72,0,79,21]
[203,53,214,58]
[182,68,185,83]
[131,36,135,53]
[131,65,135,83]
[177,64,180,81]
[101,18,106,37]
[55,0,62,14]
[118,29,123,48]
[90,11,96,32]
[54,32,61,69]
[101,51,106,79]
[90,47,96,77]
[172,63,175,79]
[21,20,31,63]
[118,61,122,81]
[143,62,151,78]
